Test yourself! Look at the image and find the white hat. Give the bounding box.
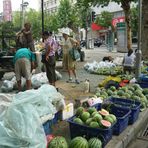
[60,27,71,36]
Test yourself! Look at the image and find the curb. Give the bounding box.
[106,108,148,148]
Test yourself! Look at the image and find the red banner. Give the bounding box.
[91,23,106,31]
[112,16,125,27]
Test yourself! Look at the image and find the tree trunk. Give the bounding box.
[121,1,132,50]
[85,27,88,49]
[142,0,148,59]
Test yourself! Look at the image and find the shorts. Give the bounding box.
[15,58,31,81]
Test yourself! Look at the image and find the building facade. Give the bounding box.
[43,0,76,14]
[3,0,12,21]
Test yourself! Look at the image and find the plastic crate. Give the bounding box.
[137,82,148,88]
[106,97,141,124]
[43,120,53,135]
[110,105,131,135]
[67,116,113,147]
[139,74,148,82]
[52,111,61,124]
[90,103,102,110]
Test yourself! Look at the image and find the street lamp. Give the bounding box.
[21,0,29,28]
[135,0,142,80]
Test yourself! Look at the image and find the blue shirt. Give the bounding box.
[13,48,35,64]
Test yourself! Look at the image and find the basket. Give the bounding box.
[137,82,148,88]
[139,74,148,82]
[43,120,53,135]
[67,116,114,147]
[52,111,61,124]
[110,105,131,135]
[43,111,60,135]
[106,97,141,124]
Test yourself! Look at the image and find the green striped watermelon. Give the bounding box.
[88,137,102,148]
[48,136,68,148]
[69,136,89,148]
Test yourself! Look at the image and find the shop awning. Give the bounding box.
[91,23,106,31]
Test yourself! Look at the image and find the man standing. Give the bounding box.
[16,22,35,52]
[13,47,35,91]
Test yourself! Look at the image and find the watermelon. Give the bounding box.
[76,107,84,116]
[132,96,141,101]
[132,84,142,90]
[95,92,101,97]
[73,118,84,125]
[110,86,116,91]
[92,114,103,122]
[124,93,131,99]
[88,137,102,148]
[89,121,99,128]
[128,86,135,92]
[117,90,124,96]
[108,114,117,123]
[81,112,90,122]
[69,137,89,148]
[87,107,97,114]
[91,111,99,117]
[100,120,111,128]
[104,116,114,124]
[48,136,68,148]
[85,118,93,125]
[107,89,113,96]
[99,109,109,116]
[143,88,148,95]
[120,87,128,92]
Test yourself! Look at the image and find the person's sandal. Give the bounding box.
[66,78,73,83]
[75,79,80,84]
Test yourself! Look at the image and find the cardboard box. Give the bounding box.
[61,103,74,120]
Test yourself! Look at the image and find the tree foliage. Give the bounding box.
[95,11,113,28]
[25,9,42,40]
[57,0,80,29]
[44,13,59,33]
[76,0,91,29]
[131,5,138,37]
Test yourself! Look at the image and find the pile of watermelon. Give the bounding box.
[47,136,102,148]
[73,107,117,129]
[94,66,123,76]
[69,136,102,148]
[95,84,148,109]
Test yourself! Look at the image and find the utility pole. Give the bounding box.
[41,0,44,33]
[135,0,142,80]
[21,0,24,28]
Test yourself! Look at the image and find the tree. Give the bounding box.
[0,21,16,49]
[12,11,22,31]
[44,13,59,33]
[142,0,148,59]
[25,9,42,40]
[57,0,80,29]
[95,11,113,28]
[131,5,138,37]
[76,0,92,48]
[82,0,138,50]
